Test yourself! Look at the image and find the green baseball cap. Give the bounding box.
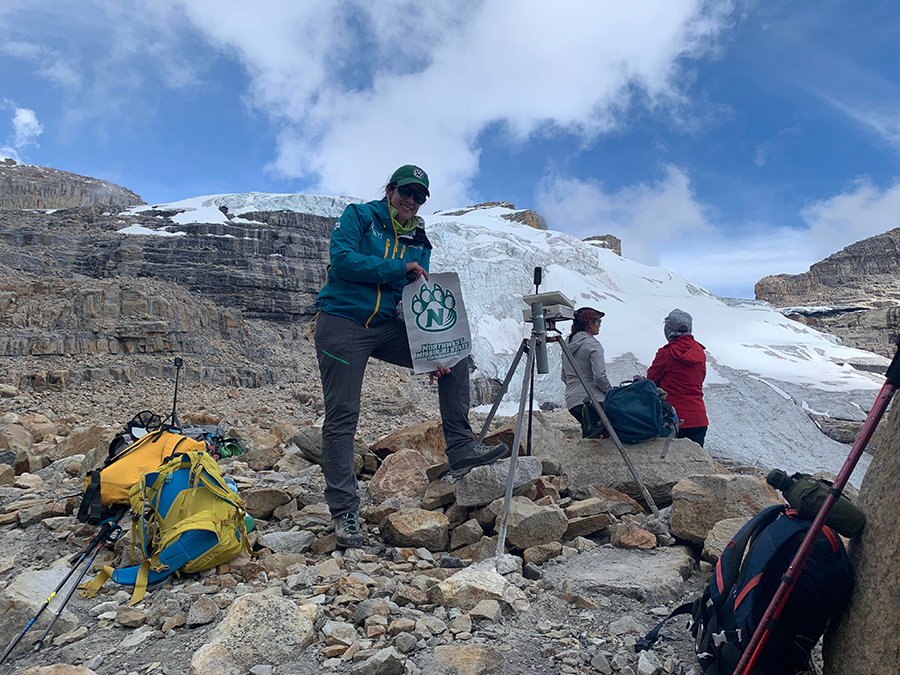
[389,164,430,196]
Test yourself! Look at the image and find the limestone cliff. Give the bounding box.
[0,159,144,210]
[756,228,900,357]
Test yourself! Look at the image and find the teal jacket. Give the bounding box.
[316,198,433,327]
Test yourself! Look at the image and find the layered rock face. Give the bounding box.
[756,228,900,357]
[0,187,339,389]
[0,159,144,210]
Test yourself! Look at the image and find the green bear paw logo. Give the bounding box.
[411,283,457,332]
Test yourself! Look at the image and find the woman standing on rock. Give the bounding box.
[561,307,612,438]
[314,164,508,548]
[647,309,708,447]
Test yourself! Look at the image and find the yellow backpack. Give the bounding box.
[78,429,207,524]
[81,450,250,605]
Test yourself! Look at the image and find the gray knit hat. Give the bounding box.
[664,309,692,342]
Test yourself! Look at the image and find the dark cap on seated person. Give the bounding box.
[574,307,605,324]
[390,164,430,196]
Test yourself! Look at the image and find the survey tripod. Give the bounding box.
[476,275,659,556]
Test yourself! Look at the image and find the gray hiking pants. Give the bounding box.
[315,311,475,518]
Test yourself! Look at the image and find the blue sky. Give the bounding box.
[1,0,899,298]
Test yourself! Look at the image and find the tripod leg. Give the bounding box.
[495,336,538,555]
[555,337,659,514]
[476,339,528,443]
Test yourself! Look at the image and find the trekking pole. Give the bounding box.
[734,339,900,675]
[0,512,123,666]
[32,516,124,653]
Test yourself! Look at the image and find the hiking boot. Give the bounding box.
[333,510,364,549]
[449,442,509,477]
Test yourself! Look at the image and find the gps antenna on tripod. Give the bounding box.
[170,357,183,429]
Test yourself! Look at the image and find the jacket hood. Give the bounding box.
[667,334,705,363]
[568,331,595,352]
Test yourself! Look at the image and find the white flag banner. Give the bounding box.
[402,272,472,374]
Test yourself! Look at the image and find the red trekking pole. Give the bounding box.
[734,338,900,675]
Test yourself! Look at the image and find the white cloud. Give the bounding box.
[11,107,43,147]
[535,165,714,266]
[0,1,738,203]
[801,177,900,259]
[0,101,44,161]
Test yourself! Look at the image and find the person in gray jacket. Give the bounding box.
[561,307,613,438]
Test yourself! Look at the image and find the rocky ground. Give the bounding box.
[0,353,825,675]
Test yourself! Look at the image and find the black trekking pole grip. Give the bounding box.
[734,339,900,675]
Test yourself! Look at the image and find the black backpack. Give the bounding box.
[603,378,678,445]
[636,505,853,675]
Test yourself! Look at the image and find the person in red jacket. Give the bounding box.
[647,309,709,447]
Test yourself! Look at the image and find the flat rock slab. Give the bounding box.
[543,546,694,604]
[535,437,721,507]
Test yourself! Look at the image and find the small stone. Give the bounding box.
[394,631,418,653]
[523,563,542,580]
[388,617,416,636]
[637,650,663,675]
[323,620,358,646]
[52,625,89,646]
[469,599,502,622]
[249,666,276,675]
[116,606,147,627]
[591,653,612,674]
[161,613,186,632]
[355,646,405,675]
[450,519,483,550]
[186,596,219,627]
[609,616,643,636]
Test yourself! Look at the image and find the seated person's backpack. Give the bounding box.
[80,450,250,605]
[603,378,678,445]
[636,505,853,675]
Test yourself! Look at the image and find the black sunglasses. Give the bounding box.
[396,184,428,205]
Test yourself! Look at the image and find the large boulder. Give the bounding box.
[543,546,694,604]
[368,449,429,505]
[453,457,542,508]
[534,436,721,507]
[669,474,782,545]
[0,424,32,456]
[189,593,314,675]
[291,426,368,466]
[0,566,79,649]
[504,496,568,549]
[824,405,900,675]
[702,516,748,562]
[241,488,292,519]
[380,508,449,551]
[18,413,58,443]
[481,411,566,457]
[53,426,115,463]
[370,419,448,466]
